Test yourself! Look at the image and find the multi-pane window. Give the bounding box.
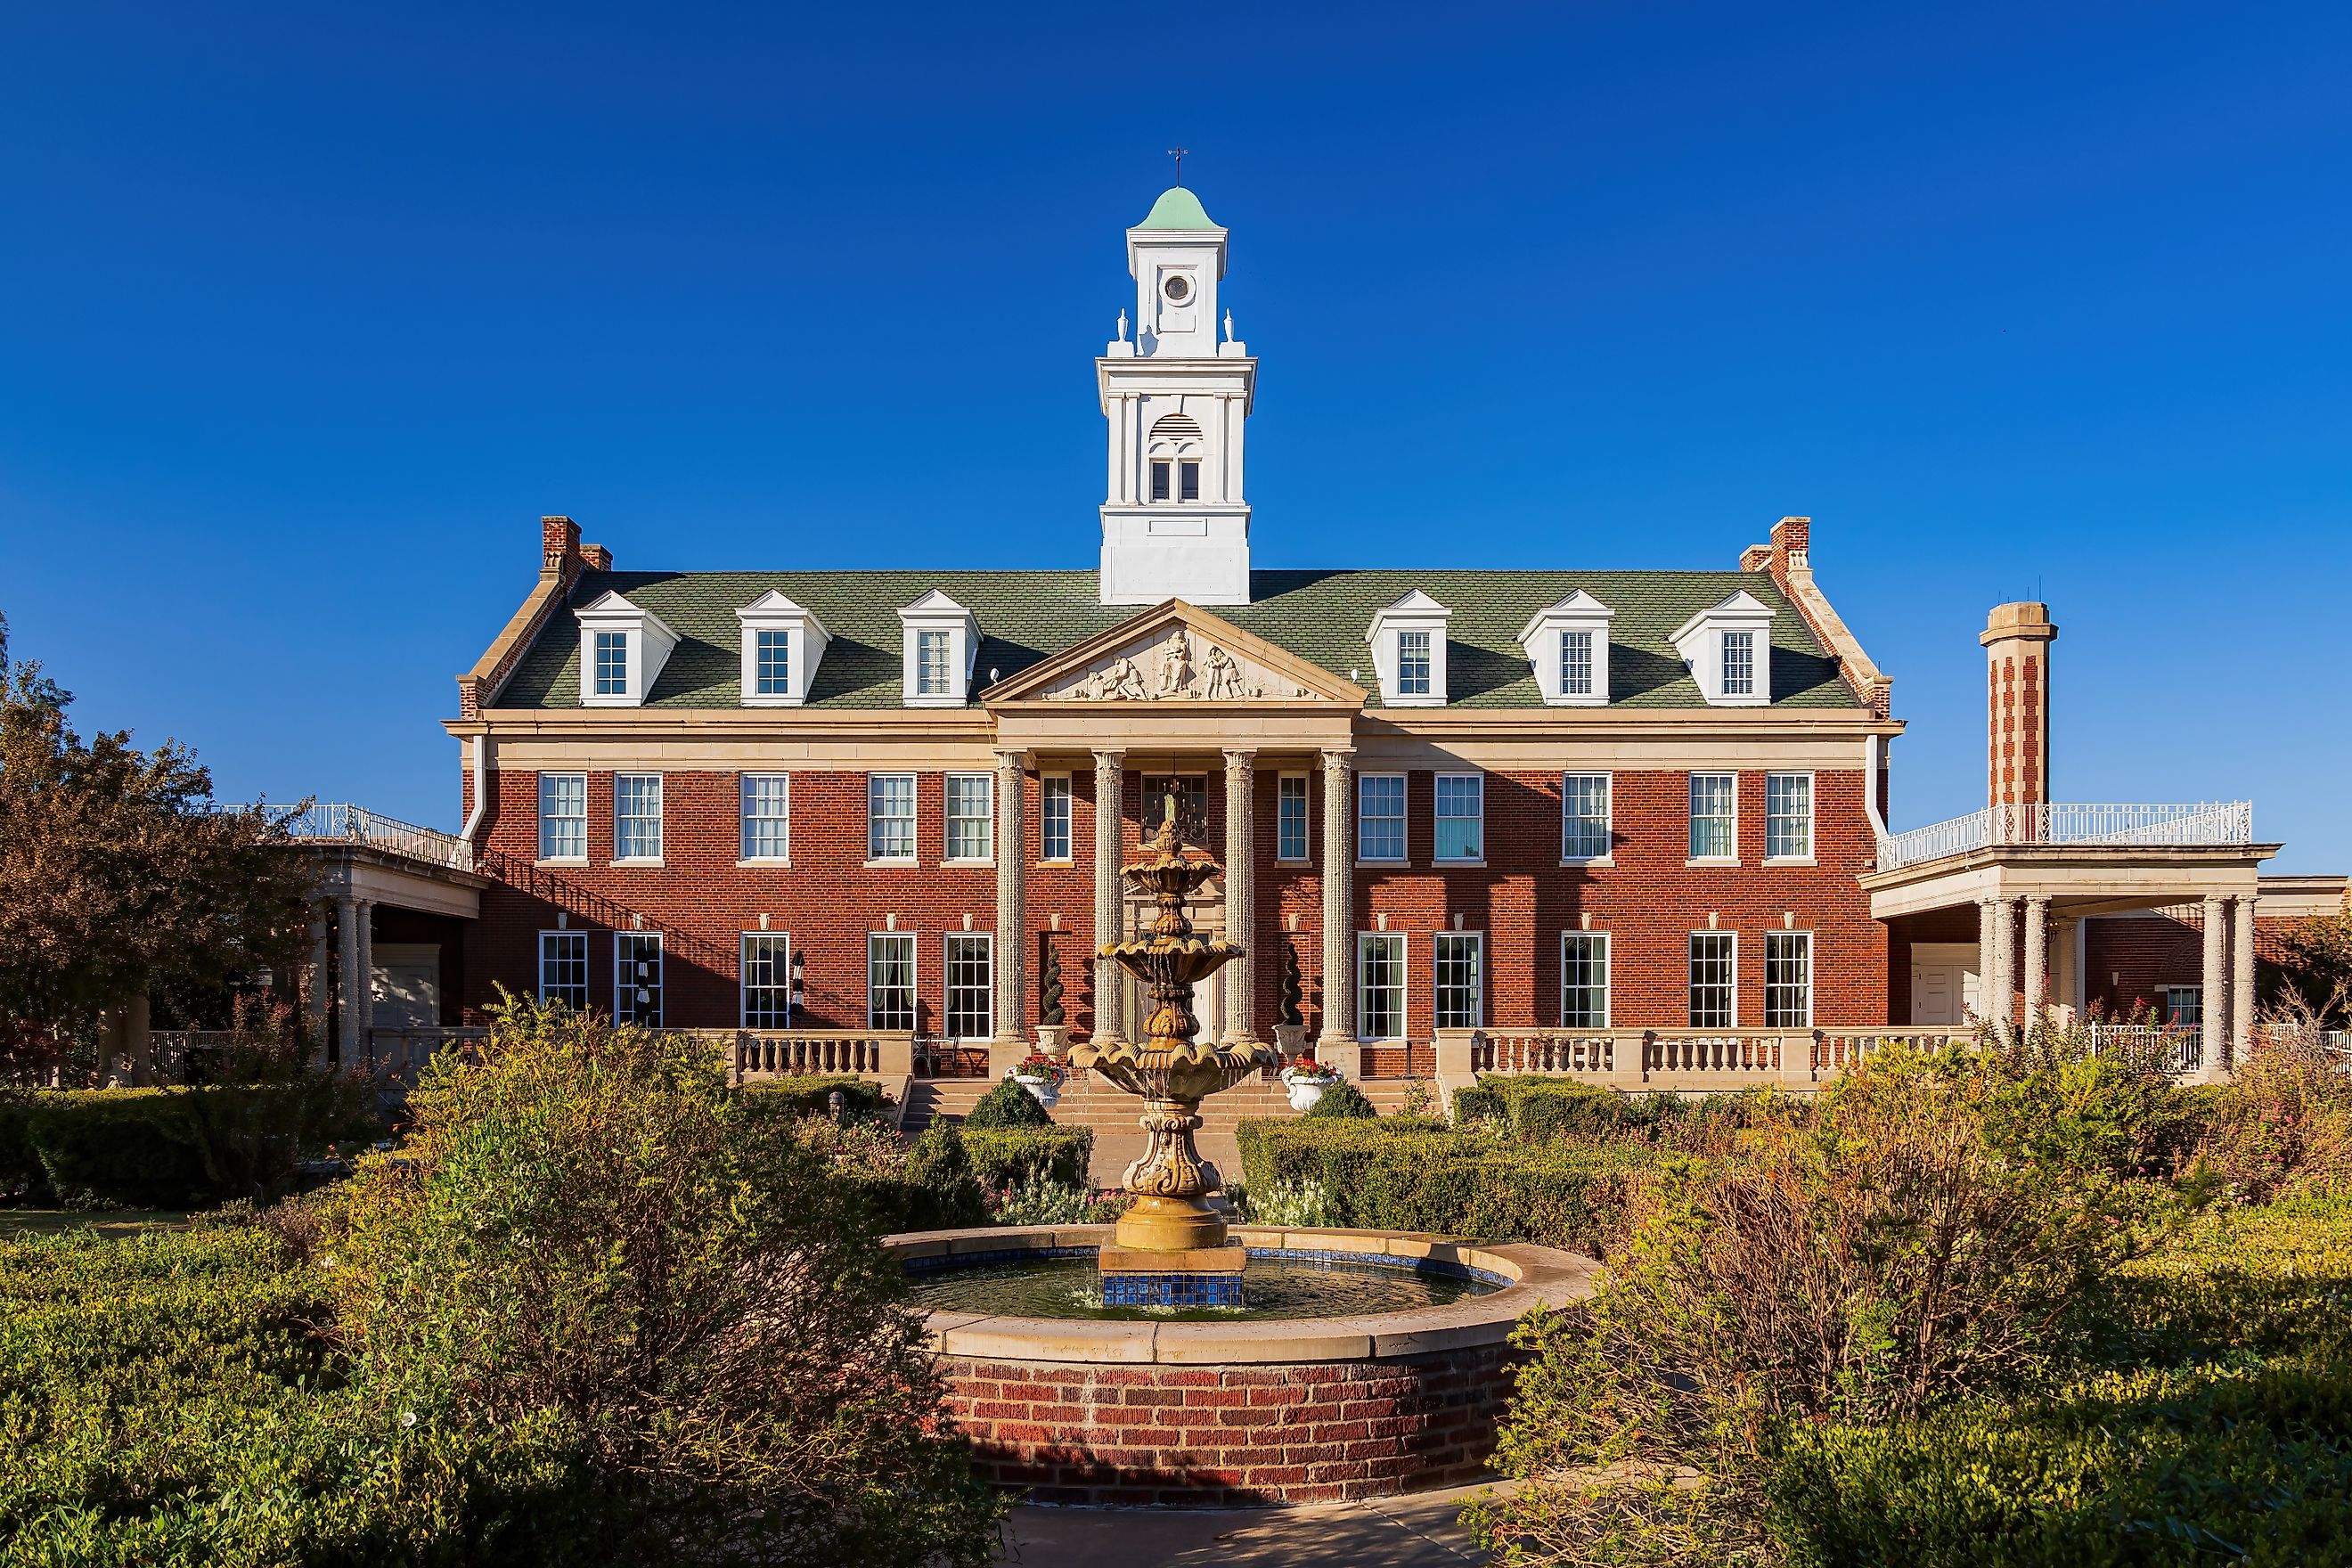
[869,773,916,862]
[1358,932,1407,1040]
[944,773,993,862]
[1434,932,1483,1030]
[1141,774,1206,836]
[869,934,917,1031]
[740,774,790,861]
[943,934,992,1041]
[593,631,627,696]
[755,629,789,696]
[1561,934,1611,1028]
[1277,775,1311,862]
[1560,629,1595,698]
[614,773,663,861]
[2163,985,2203,1027]
[1765,931,1812,1027]
[538,930,588,1009]
[1689,933,1737,1028]
[1689,773,1736,860]
[1721,631,1756,698]
[615,933,663,1027]
[1435,774,1483,862]
[1150,460,1170,501]
[740,934,793,1028]
[1765,772,1813,861]
[538,772,587,861]
[1149,460,1200,502]
[1358,774,1407,862]
[1041,775,1073,862]
[916,629,952,698]
[1396,631,1433,698]
[1562,772,1612,862]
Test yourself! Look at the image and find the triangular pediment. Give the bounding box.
[984,600,1366,706]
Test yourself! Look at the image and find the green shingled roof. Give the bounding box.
[493,569,1860,711]
[1135,186,1219,230]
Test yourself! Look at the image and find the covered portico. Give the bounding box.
[1863,804,2277,1075]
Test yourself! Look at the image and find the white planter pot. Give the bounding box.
[1015,1076,1059,1111]
[1285,1081,1327,1114]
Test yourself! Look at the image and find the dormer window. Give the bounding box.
[1518,590,1614,706]
[1366,590,1451,708]
[576,590,680,708]
[898,590,979,707]
[736,591,830,707]
[1668,590,1776,707]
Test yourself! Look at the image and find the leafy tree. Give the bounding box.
[323,997,1005,1566]
[2268,910,2352,1023]
[0,611,316,1077]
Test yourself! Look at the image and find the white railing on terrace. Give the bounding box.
[247,802,477,871]
[1876,802,2253,871]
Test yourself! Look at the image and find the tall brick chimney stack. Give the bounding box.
[1981,601,2057,814]
[541,515,582,577]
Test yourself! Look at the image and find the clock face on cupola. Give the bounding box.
[1098,185,1256,608]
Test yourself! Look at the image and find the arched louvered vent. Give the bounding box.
[1147,412,1203,443]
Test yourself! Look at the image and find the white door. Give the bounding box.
[1912,964,1956,1025]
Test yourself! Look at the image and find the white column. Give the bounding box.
[353,898,375,1065]
[994,749,1026,1046]
[2050,915,2078,1024]
[1222,747,1257,1044]
[335,894,362,1066]
[1989,895,2016,1035]
[1976,896,1997,1027]
[306,904,331,1053]
[2231,893,2258,1065]
[1092,748,1126,1044]
[2200,894,2227,1075]
[2021,895,2049,1033]
[1317,749,1355,1052]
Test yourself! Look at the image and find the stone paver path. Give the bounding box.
[998,1482,1507,1566]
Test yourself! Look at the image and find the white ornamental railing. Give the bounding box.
[238,802,477,871]
[1877,802,2252,871]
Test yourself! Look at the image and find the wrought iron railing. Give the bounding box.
[231,802,477,871]
[1876,802,2253,870]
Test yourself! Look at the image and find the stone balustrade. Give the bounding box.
[1435,1025,1981,1099]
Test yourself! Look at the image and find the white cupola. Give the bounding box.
[1098,186,1254,606]
[898,590,979,706]
[1669,590,1776,706]
[575,590,679,707]
[736,591,830,707]
[1367,590,1452,707]
[1519,591,1616,706]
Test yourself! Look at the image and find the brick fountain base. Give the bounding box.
[888,1225,1601,1507]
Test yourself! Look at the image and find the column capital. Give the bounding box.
[993,746,1030,767]
[1091,747,1126,768]
[1319,747,1355,769]
[1221,746,1258,767]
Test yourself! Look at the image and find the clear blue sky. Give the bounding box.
[4,2,2347,870]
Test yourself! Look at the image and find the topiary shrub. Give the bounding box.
[738,1074,886,1121]
[962,1126,1091,1190]
[1301,1079,1377,1119]
[960,1075,1052,1130]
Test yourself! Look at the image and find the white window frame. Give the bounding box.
[740,933,794,1028]
[538,772,587,863]
[1688,772,1739,865]
[1765,771,1814,863]
[1357,772,1408,865]
[1764,930,1813,1027]
[2162,984,2202,1027]
[1433,773,1484,865]
[754,627,790,698]
[739,773,791,864]
[1395,630,1433,698]
[1433,931,1483,1030]
[1518,591,1614,706]
[1357,931,1409,1041]
[868,772,917,865]
[538,929,588,1010]
[736,592,829,708]
[1689,932,1738,1028]
[1277,773,1311,863]
[1040,774,1074,863]
[1561,772,1613,864]
[592,631,628,697]
[1721,629,1756,698]
[916,629,952,698]
[614,932,663,1027]
[1560,932,1611,1029]
[943,933,993,1041]
[868,933,918,1032]
[943,772,994,865]
[613,772,664,864]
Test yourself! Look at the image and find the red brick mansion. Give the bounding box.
[292,187,2338,1092]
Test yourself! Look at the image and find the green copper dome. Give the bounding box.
[1135,186,1219,230]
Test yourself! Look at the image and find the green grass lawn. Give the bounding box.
[0,1207,191,1240]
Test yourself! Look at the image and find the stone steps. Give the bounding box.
[899,1074,1424,1133]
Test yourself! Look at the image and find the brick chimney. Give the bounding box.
[541,515,582,577]
[1981,601,2057,811]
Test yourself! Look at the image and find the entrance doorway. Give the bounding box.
[1909,942,1980,1025]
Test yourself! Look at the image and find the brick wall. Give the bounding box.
[2083,910,2304,1022]
[940,1345,1512,1505]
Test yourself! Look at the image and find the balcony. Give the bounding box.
[1875,802,2253,872]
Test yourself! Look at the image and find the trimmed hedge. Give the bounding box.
[962,1126,1092,1190]
[851,1123,988,1234]
[960,1076,1053,1130]
[1449,1076,1642,1145]
[1235,1117,1649,1250]
[0,1088,377,1210]
[738,1075,887,1120]
[1300,1079,1377,1119]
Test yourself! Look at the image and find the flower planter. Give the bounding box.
[1285,1080,1327,1114]
[1014,1075,1060,1111]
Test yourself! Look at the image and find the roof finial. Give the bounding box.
[1166,146,1188,184]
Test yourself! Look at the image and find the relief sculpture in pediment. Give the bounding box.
[1049,632,1307,702]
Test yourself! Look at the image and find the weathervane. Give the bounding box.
[1167,146,1188,182]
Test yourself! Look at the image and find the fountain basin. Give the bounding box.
[891,1223,1601,1506]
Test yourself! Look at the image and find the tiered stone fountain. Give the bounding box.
[1070,806,1278,1305]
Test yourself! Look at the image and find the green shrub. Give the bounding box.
[738,1074,886,1120]
[1300,1078,1377,1118]
[961,1125,1091,1190]
[988,1175,1095,1226]
[1451,1076,1640,1144]
[960,1075,1052,1130]
[854,1122,989,1234]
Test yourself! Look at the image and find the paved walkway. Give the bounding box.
[997,1482,1506,1566]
